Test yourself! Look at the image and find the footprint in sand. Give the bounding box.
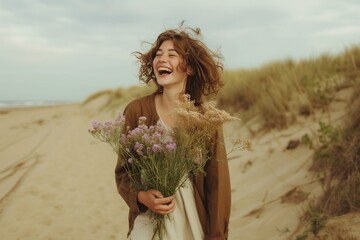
[285,139,300,150]
[244,207,264,219]
[281,187,309,204]
[241,160,253,173]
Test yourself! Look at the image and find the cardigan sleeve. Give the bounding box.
[114,102,148,214]
[204,126,231,240]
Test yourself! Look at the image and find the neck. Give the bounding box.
[159,88,183,111]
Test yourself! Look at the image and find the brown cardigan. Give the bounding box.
[115,93,231,240]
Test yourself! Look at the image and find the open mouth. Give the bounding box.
[157,67,173,77]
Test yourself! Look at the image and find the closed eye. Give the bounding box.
[168,49,178,57]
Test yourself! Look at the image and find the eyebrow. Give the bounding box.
[156,48,178,52]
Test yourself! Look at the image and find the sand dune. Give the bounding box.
[0,98,359,239]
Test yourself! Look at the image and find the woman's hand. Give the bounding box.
[137,189,176,215]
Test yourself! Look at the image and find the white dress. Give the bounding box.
[130,178,204,240]
[130,119,204,240]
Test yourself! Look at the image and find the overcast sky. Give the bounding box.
[0,0,359,102]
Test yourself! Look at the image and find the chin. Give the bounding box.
[156,77,171,86]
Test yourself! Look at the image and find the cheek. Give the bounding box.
[152,59,157,71]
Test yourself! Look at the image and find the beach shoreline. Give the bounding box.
[0,101,81,111]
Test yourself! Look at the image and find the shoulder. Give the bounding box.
[123,92,158,126]
[126,93,155,108]
[123,92,156,116]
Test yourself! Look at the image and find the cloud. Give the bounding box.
[0,0,359,101]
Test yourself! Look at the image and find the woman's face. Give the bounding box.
[153,40,189,92]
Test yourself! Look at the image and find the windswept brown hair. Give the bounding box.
[133,24,224,105]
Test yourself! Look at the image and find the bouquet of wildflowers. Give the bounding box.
[89,95,250,239]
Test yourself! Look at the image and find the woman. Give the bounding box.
[115,25,231,240]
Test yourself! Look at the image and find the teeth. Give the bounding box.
[158,67,172,72]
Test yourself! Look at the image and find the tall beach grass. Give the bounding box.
[217,45,360,129]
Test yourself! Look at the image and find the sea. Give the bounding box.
[0,100,76,109]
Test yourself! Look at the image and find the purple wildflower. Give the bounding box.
[119,134,127,144]
[91,121,100,129]
[131,127,143,135]
[165,142,176,151]
[142,133,151,143]
[134,142,144,156]
[138,123,148,131]
[151,144,162,153]
[114,113,125,126]
[104,121,112,128]
[151,132,162,142]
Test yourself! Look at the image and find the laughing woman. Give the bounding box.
[115,25,231,240]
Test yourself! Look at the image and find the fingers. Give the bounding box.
[138,190,176,215]
[149,189,163,198]
[154,194,175,205]
[156,200,176,215]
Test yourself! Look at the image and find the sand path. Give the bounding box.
[0,105,128,240]
[0,94,359,239]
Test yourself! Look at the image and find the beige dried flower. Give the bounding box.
[173,94,251,164]
[174,94,238,130]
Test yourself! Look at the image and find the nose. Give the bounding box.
[157,54,167,63]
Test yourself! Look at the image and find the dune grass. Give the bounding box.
[217,45,360,129]
[311,94,360,216]
[292,94,360,238]
[165,45,360,237]
[291,48,360,238]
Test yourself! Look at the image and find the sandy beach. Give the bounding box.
[0,92,359,240]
